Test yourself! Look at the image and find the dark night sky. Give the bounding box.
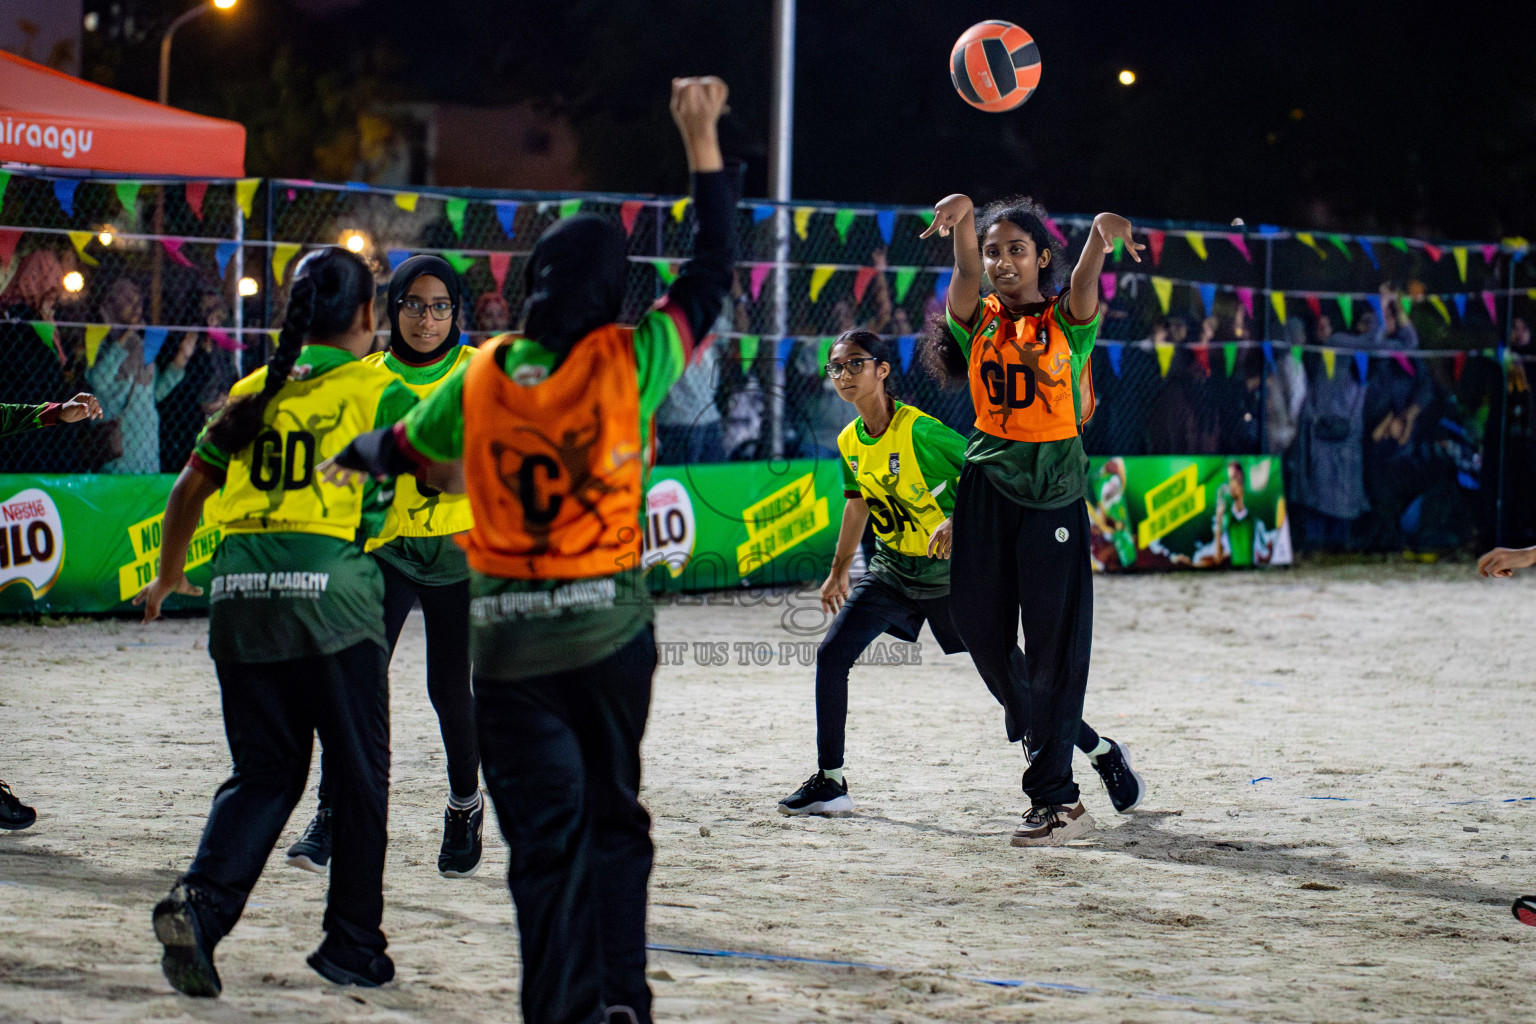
[86,0,1536,238]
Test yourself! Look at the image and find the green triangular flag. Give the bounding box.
[445,198,468,238]
[1400,295,1412,315]
[558,198,582,220]
[1388,237,1409,253]
[442,250,475,275]
[893,267,918,303]
[1291,344,1303,365]
[1222,342,1237,376]
[737,334,760,364]
[651,259,678,285]
[917,211,935,229]
[0,171,10,216]
[1112,237,1124,261]
[115,181,142,215]
[30,321,57,356]
[816,336,836,375]
[1336,295,1354,329]
[833,209,857,245]
[1327,234,1353,260]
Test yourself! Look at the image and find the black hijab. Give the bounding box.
[520,213,628,358]
[387,254,462,365]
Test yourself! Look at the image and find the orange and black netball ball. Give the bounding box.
[950,20,1041,112]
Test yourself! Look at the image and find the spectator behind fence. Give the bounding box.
[1144,317,1221,454]
[1358,315,1438,550]
[473,291,512,334]
[1265,319,1309,454]
[86,278,194,474]
[654,308,726,465]
[159,292,238,472]
[0,249,80,472]
[1286,314,1370,550]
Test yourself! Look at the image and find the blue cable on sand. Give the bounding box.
[647,943,1243,1007]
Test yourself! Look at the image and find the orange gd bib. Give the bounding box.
[967,294,1095,443]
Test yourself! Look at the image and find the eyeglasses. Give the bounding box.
[398,298,455,321]
[825,357,872,379]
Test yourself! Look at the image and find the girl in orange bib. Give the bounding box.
[921,194,1145,847]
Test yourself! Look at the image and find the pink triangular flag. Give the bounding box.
[0,228,20,267]
[1226,233,1252,262]
[1147,229,1165,267]
[1304,294,1322,319]
[1235,287,1254,318]
[207,328,245,352]
[1422,243,1443,262]
[161,239,193,267]
[853,266,878,303]
[1041,215,1068,248]
[750,263,772,301]
[488,252,512,290]
[1100,273,1116,302]
[1392,352,1415,376]
[1482,244,1499,264]
[1482,291,1497,322]
[620,201,644,237]
[185,181,208,220]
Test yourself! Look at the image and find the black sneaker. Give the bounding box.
[153,882,222,997]
[286,808,332,874]
[1090,738,1146,813]
[0,780,36,831]
[1515,896,1536,927]
[438,795,484,878]
[777,771,853,817]
[307,934,395,987]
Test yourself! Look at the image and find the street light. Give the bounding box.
[159,0,238,107]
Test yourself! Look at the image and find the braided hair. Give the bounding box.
[920,195,1064,388]
[205,247,373,454]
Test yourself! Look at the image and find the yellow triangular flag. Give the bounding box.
[1295,232,1327,259]
[1151,276,1172,314]
[1322,348,1336,379]
[272,243,301,285]
[1453,246,1468,283]
[84,324,109,367]
[1155,341,1174,377]
[67,230,98,266]
[793,207,814,240]
[1184,232,1208,260]
[1427,295,1450,322]
[809,266,837,303]
[393,192,420,212]
[671,196,691,222]
[235,178,260,219]
[1270,291,1287,324]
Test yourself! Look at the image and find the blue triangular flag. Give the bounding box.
[1367,294,1384,323]
[1358,238,1378,269]
[897,335,916,372]
[1106,342,1123,377]
[1256,224,1283,237]
[1198,283,1216,318]
[934,268,952,300]
[142,327,168,364]
[752,205,775,224]
[777,337,797,364]
[215,242,238,279]
[53,179,79,218]
[344,181,370,192]
[388,249,412,272]
[1354,350,1369,380]
[876,210,895,246]
[1452,294,1467,320]
[1261,341,1275,368]
[494,201,519,237]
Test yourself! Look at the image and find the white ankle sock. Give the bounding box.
[1086,738,1113,762]
[448,790,481,812]
[822,768,845,785]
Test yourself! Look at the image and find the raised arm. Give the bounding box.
[658,77,735,346]
[1070,213,1142,322]
[921,194,981,325]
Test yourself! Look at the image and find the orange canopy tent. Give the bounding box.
[0,51,245,177]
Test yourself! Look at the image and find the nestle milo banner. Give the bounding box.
[1086,455,1292,571]
[0,459,843,613]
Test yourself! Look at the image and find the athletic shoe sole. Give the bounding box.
[1010,808,1096,847]
[0,817,36,831]
[777,795,855,818]
[439,860,482,879]
[1104,742,1147,813]
[285,853,328,874]
[306,949,390,987]
[153,900,220,997]
[1514,896,1536,927]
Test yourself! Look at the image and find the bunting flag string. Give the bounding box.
[488,252,512,291]
[445,198,468,238]
[235,178,260,219]
[53,179,79,218]
[816,337,836,375]
[558,198,582,220]
[1198,283,1216,318]
[897,335,916,372]
[115,181,141,217]
[1393,353,1416,376]
[394,192,419,212]
[752,205,774,224]
[1236,287,1254,319]
[853,266,878,303]
[387,249,411,272]
[1184,232,1207,261]
[1452,246,1468,282]
[494,201,519,238]
[1303,294,1322,319]
[1105,342,1123,376]
[648,259,678,285]
[808,266,836,303]
[833,209,857,244]
[1147,229,1164,267]
[0,171,10,216]
[1222,342,1237,376]
[671,197,691,223]
[1322,348,1337,379]
[1041,216,1068,248]
[207,328,245,352]
[749,263,772,301]
[793,207,814,240]
[0,228,18,268]
[1452,294,1467,320]
[1261,341,1275,368]
[272,243,301,284]
[215,241,238,278]
[1192,344,1211,375]
[30,321,59,363]
[66,231,98,266]
[1482,291,1497,322]
[876,210,895,246]
[737,334,760,364]
[142,327,168,365]
[1337,295,1354,329]
[161,239,193,268]
[1151,277,1172,315]
[1427,295,1451,322]
[1100,274,1116,302]
[443,251,475,276]
[84,324,109,367]
[1358,238,1378,269]
[1454,351,1466,381]
[1327,234,1352,260]
[1155,341,1174,377]
[1422,243,1443,262]
[893,267,918,304]
[1355,350,1370,380]
[1226,234,1251,262]
[1295,232,1327,260]
[1270,291,1287,325]
[777,337,797,365]
[934,268,952,303]
[620,201,644,237]
[185,181,208,220]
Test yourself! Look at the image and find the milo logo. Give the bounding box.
[641,478,696,578]
[0,488,64,597]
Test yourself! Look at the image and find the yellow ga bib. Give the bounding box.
[211,359,399,540]
[362,347,475,550]
[837,403,951,557]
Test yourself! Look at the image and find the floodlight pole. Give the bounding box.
[159,3,215,106]
[768,0,795,458]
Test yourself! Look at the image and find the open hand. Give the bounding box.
[132,572,203,623]
[920,195,973,239]
[1094,213,1144,262]
[58,393,102,423]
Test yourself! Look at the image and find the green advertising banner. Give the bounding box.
[1086,455,1292,571]
[0,459,845,613]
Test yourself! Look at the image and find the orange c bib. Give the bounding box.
[459,327,644,579]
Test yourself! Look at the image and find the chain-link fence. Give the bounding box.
[2,166,1534,551]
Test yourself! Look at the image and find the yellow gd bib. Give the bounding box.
[362,347,475,550]
[837,403,950,557]
[210,358,400,541]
